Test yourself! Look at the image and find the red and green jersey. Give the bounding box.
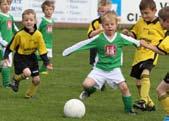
[63,32,140,71]
[0,12,17,43]
[38,17,54,49]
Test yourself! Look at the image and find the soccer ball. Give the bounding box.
[63,99,86,118]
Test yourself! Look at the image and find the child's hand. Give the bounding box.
[3,59,10,67]
[122,29,130,36]
[140,40,148,47]
[46,63,53,70]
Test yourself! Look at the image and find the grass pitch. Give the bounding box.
[0,28,167,121]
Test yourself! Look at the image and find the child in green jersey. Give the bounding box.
[122,0,165,111]
[63,11,142,114]
[140,6,169,121]
[0,0,18,87]
[38,0,55,74]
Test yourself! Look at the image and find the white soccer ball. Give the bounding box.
[64,99,86,118]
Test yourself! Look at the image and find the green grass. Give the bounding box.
[0,28,168,121]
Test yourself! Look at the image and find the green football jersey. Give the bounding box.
[38,17,54,48]
[63,32,140,71]
[0,12,17,43]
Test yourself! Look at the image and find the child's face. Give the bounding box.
[43,5,54,18]
[22,13,36,31]
[98,6,109,16]
[140,8,156,22]
[0,1,10,13]
[159,18,169,30]
[102,18,117,36]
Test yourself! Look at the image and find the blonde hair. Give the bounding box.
[98,0,112,9]
[22,9,36,19]
[101,11,118,23]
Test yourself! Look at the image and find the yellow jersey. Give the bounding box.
[157,31,169,54]
[8,28,47,55]
[87,17,102,38]
[131,17,165,66]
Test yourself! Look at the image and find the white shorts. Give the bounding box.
[47,48,53,58]
[87,67,125,89]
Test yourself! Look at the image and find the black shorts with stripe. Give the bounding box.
[130,59,154,80]
[13,53,39,77]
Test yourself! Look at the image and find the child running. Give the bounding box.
[63,11,141,114]
[3,9,53,98]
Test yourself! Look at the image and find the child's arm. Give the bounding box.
[0,37,8,47]
[63,35,98,56]
[88,28,103,38]
[140,40,165,55]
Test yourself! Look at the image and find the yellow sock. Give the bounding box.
[14,73,26,81]
[25,83,39,98]
[147,95,155,107]
[159,95,169,115]
[140,74,150,104]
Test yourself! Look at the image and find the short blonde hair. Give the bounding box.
[101,11,118,23]
[22,9,36,19]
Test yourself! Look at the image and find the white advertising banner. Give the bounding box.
[10,0,98,23]
[10,0,169,24]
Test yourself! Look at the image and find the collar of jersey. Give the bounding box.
[23,24,37,35]
[103,32,117,43]
[0,11,10,17]
[144,17,159,24]
[42,16,53,23]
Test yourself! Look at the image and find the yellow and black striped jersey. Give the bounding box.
[131,17,165,66]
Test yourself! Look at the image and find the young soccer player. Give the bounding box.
[122,0,165,111]
[63,11,142,114]
[3,9,53,98]
[38,0,55,74]
[87,0,112,91]
[0,0,18,87]
[88,0,112,66]
[140,6,169,121]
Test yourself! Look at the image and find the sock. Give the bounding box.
[159,95,169,116]
[140,74,150,104]
[25,83,39,98]
[13,73,26,81]
[85,87,96,96]
[39,64,47,72]
[2,67,10,87]
[122,96,132,112]
[136,85,141,96]
[147,95,155,107]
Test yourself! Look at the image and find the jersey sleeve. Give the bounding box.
[120,33,140,47]
[9,34,20,51]
[37,32,48,55]
[62,35,98,56]
[157,36,169,54]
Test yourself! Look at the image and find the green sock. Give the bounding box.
[39,64,47,72]
[85,87,96,96]
[2,67,10,87]
[122,96,132,112]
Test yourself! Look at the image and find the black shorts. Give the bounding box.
[14,53,39,77]
[130,59,154,79]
